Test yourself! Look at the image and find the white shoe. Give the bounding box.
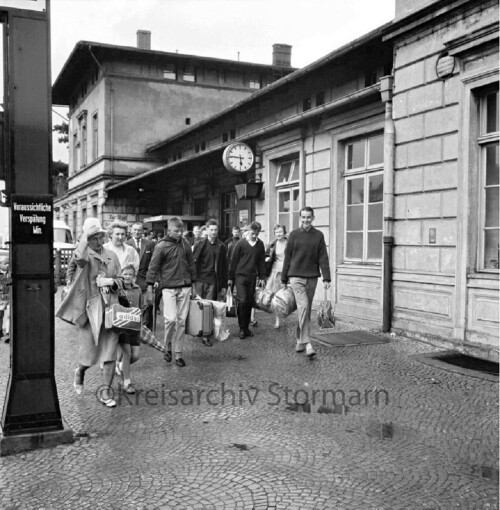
[295,342,305,353]
[115,362,123,377]
[306,343,316,358]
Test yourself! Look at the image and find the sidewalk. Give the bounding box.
[0,292,498,510]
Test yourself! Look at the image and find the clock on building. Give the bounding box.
[222,142,254,173]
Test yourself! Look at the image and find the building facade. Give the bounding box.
[385,0,499,358]
[106,0,498,361]
[52,32,294,239]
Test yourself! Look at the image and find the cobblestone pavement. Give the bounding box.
[0,291,498,509]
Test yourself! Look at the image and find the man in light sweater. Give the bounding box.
[281,206,331,358]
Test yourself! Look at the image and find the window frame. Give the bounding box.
[275,156,300,233]
[343,133,384,263]
[92,111,98,161]
[477,87,499,272]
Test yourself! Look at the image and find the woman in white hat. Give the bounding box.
[56,218,122,407]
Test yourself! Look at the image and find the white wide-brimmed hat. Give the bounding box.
[82,217,106,238]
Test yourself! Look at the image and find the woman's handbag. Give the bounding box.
[226,287,237,318]
[271,286,297,318]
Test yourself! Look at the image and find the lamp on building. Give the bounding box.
[234,178,264,200]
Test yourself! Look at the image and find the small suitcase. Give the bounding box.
[186,298,214,337]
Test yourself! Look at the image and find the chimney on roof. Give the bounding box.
[137,30,151,50]
[272,44,292,67]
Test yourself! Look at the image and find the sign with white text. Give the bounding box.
[11,194,52,243]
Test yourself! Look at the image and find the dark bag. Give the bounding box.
[317,289,335,329]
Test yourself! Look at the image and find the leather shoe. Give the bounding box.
[164,349,172,363]
[175,357,186,367]
[244,329,254,337]
[202,337,212,347]
[238,329,246,339]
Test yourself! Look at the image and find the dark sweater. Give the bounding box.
[229,238,266,280]
[281,226,331,282]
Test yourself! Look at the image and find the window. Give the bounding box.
[92,112,98,160]
[303,97,311,111]
[193,197,205,216]
[182,65,196,82]
[276,158,300,185]
[344,134,384,262]
[316,92,325,107]
[171,201,183,215]
[81,122,87,167]
[163,64,176,80]
[478,88,499,270]
[276,157,300,233]
[249,75,260,89]
[72,132,79,173]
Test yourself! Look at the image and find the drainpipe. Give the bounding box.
[380,75,394,333]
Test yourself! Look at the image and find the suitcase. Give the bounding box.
[186,298,214,337]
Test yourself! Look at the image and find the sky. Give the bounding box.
[49,0,396,161]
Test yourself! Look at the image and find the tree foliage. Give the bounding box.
[53,121,69,145]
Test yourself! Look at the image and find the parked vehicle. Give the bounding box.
[53,220,74,284]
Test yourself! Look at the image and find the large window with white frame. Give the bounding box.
[275,156,300,233]
[478,87,499,271]
[344,134,384,262]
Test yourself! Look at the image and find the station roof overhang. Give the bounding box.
[106,22,391,197]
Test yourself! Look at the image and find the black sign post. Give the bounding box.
[0,2,72,455]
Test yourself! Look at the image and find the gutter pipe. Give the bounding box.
[380,75,395,333]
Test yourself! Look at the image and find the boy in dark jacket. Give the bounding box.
[146,217,196,367]
[228,222,266,339]
[192,219,228,346]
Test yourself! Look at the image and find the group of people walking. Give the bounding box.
[57,206,330,408]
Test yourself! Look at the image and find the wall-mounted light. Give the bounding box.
[138,187,145,193]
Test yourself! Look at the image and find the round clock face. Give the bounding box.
[222,143,254,173]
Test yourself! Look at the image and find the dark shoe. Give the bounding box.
[238,329,246,339]
[175,357,186,367]
[244,329,254,337]
[250,320,258,327]
[3,335,9,343]
[164,350,172,363]
[202,337,212,347]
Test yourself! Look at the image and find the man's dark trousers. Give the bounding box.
[235,275,256,330]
